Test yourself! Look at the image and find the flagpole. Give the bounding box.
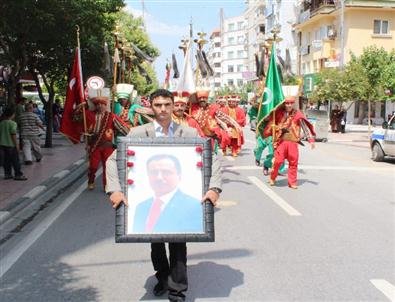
[112,26,120,113]
[76,25,88,148]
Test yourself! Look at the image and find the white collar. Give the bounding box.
[153,120,174,137]
[155,188,178,210]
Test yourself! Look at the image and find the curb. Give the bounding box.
[0,157,87,245]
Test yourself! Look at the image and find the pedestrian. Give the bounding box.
[264,97,315,189]
[19,103,45,164]
[73,96,129,190]
[330,104,342,132]
[0,107,27,180]
[106,89,222,302]
[53,98,62,132]
[32,103,45,123]
[340,107,347,133]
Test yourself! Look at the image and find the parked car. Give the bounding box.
[371,114,395,161]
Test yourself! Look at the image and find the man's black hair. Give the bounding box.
[147,154,181,174]
[2,106,15,118]
[149,89,174,103]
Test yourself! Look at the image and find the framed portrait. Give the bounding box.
[115,137,214,243]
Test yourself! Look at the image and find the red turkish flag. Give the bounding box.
[60,48,85,143]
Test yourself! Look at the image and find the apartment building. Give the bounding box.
[207,29,222,91]
[295,0,395,123]
[265,0,299,75]
[220,14,248,88]
[244,0,266,80]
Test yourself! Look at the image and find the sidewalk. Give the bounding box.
[0,133,85,211]
[326,124,377,148]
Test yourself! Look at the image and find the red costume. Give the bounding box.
[264,97,315,188]
[222,95,246,156]
[191,91,230,149]
[172,91,205,137]
[74,97,129,189]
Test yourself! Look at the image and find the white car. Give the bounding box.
[371,114,395,161]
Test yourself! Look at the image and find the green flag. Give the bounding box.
[256,43,284,137]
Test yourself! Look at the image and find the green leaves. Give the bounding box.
[312,46,395,103]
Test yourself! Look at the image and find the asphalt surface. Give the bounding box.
[1,130,394,302]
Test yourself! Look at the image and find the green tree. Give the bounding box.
[113,10,160,95]
[1,0,124,146]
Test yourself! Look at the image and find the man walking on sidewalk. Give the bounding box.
[0,107,27,180]
[19,103,45,165]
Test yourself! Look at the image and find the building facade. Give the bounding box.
[244,0,266,81]
[295,0,395,123]
[220,14,248,88]
[207,29,222,91]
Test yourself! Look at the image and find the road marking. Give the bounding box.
[23,185,46,199]
[0,170,102,278]
[0,211,10,223]
[224,156,235,162]
[53,170,70,178]
[73,159,85,166]
[370,279,395,301]
[248,176,302,216]
[226,165,394,171]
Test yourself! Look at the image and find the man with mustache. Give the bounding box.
[171,91,204,137]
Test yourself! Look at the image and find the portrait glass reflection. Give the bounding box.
[126,145,204,235]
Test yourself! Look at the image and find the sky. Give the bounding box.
[124,0,246,84]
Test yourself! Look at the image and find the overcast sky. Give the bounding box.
[124,0,245,84]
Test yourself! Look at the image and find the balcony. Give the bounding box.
[299,0,335,23]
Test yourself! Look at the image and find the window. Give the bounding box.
[214,63,221,68]
[237,79,243,86]
[237,64,243,72]
[215,82,221,87]
[217,52,221,58]
[374,20,389,34]
[237,21,244,30]
[259,25,265,34]
[215,72,221,77]
[227,79,234,86]
[228,23,235,31]
[320,25,327,39]
[237,50,244,58]
[214,42,221,48]
[237,35,244,44]
[228,37,235,45]
[228,65,234,73]
[227,51,234,59]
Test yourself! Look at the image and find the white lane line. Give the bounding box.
[0,170,102,278]
[370,279,395,301]
[248,176,302,216]
[226,165,394,171]
[23,185,46,199]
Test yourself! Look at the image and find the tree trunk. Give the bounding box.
[6,74,17,106]
[357,101,365,124]
[44,97,53,148]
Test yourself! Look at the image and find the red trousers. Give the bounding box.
[271,140,299,186]
[229,138,240,154]
[88,146,114,187]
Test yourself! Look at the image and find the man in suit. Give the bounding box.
[133,154,203,233]
[106,89,222,302]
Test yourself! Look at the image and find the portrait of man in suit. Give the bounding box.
[132,153,203,233]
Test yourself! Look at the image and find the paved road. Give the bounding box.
[1,130,394,302]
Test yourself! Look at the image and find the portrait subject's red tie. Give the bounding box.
[145,197,163,232]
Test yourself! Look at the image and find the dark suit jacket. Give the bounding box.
[133,189,203,233]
